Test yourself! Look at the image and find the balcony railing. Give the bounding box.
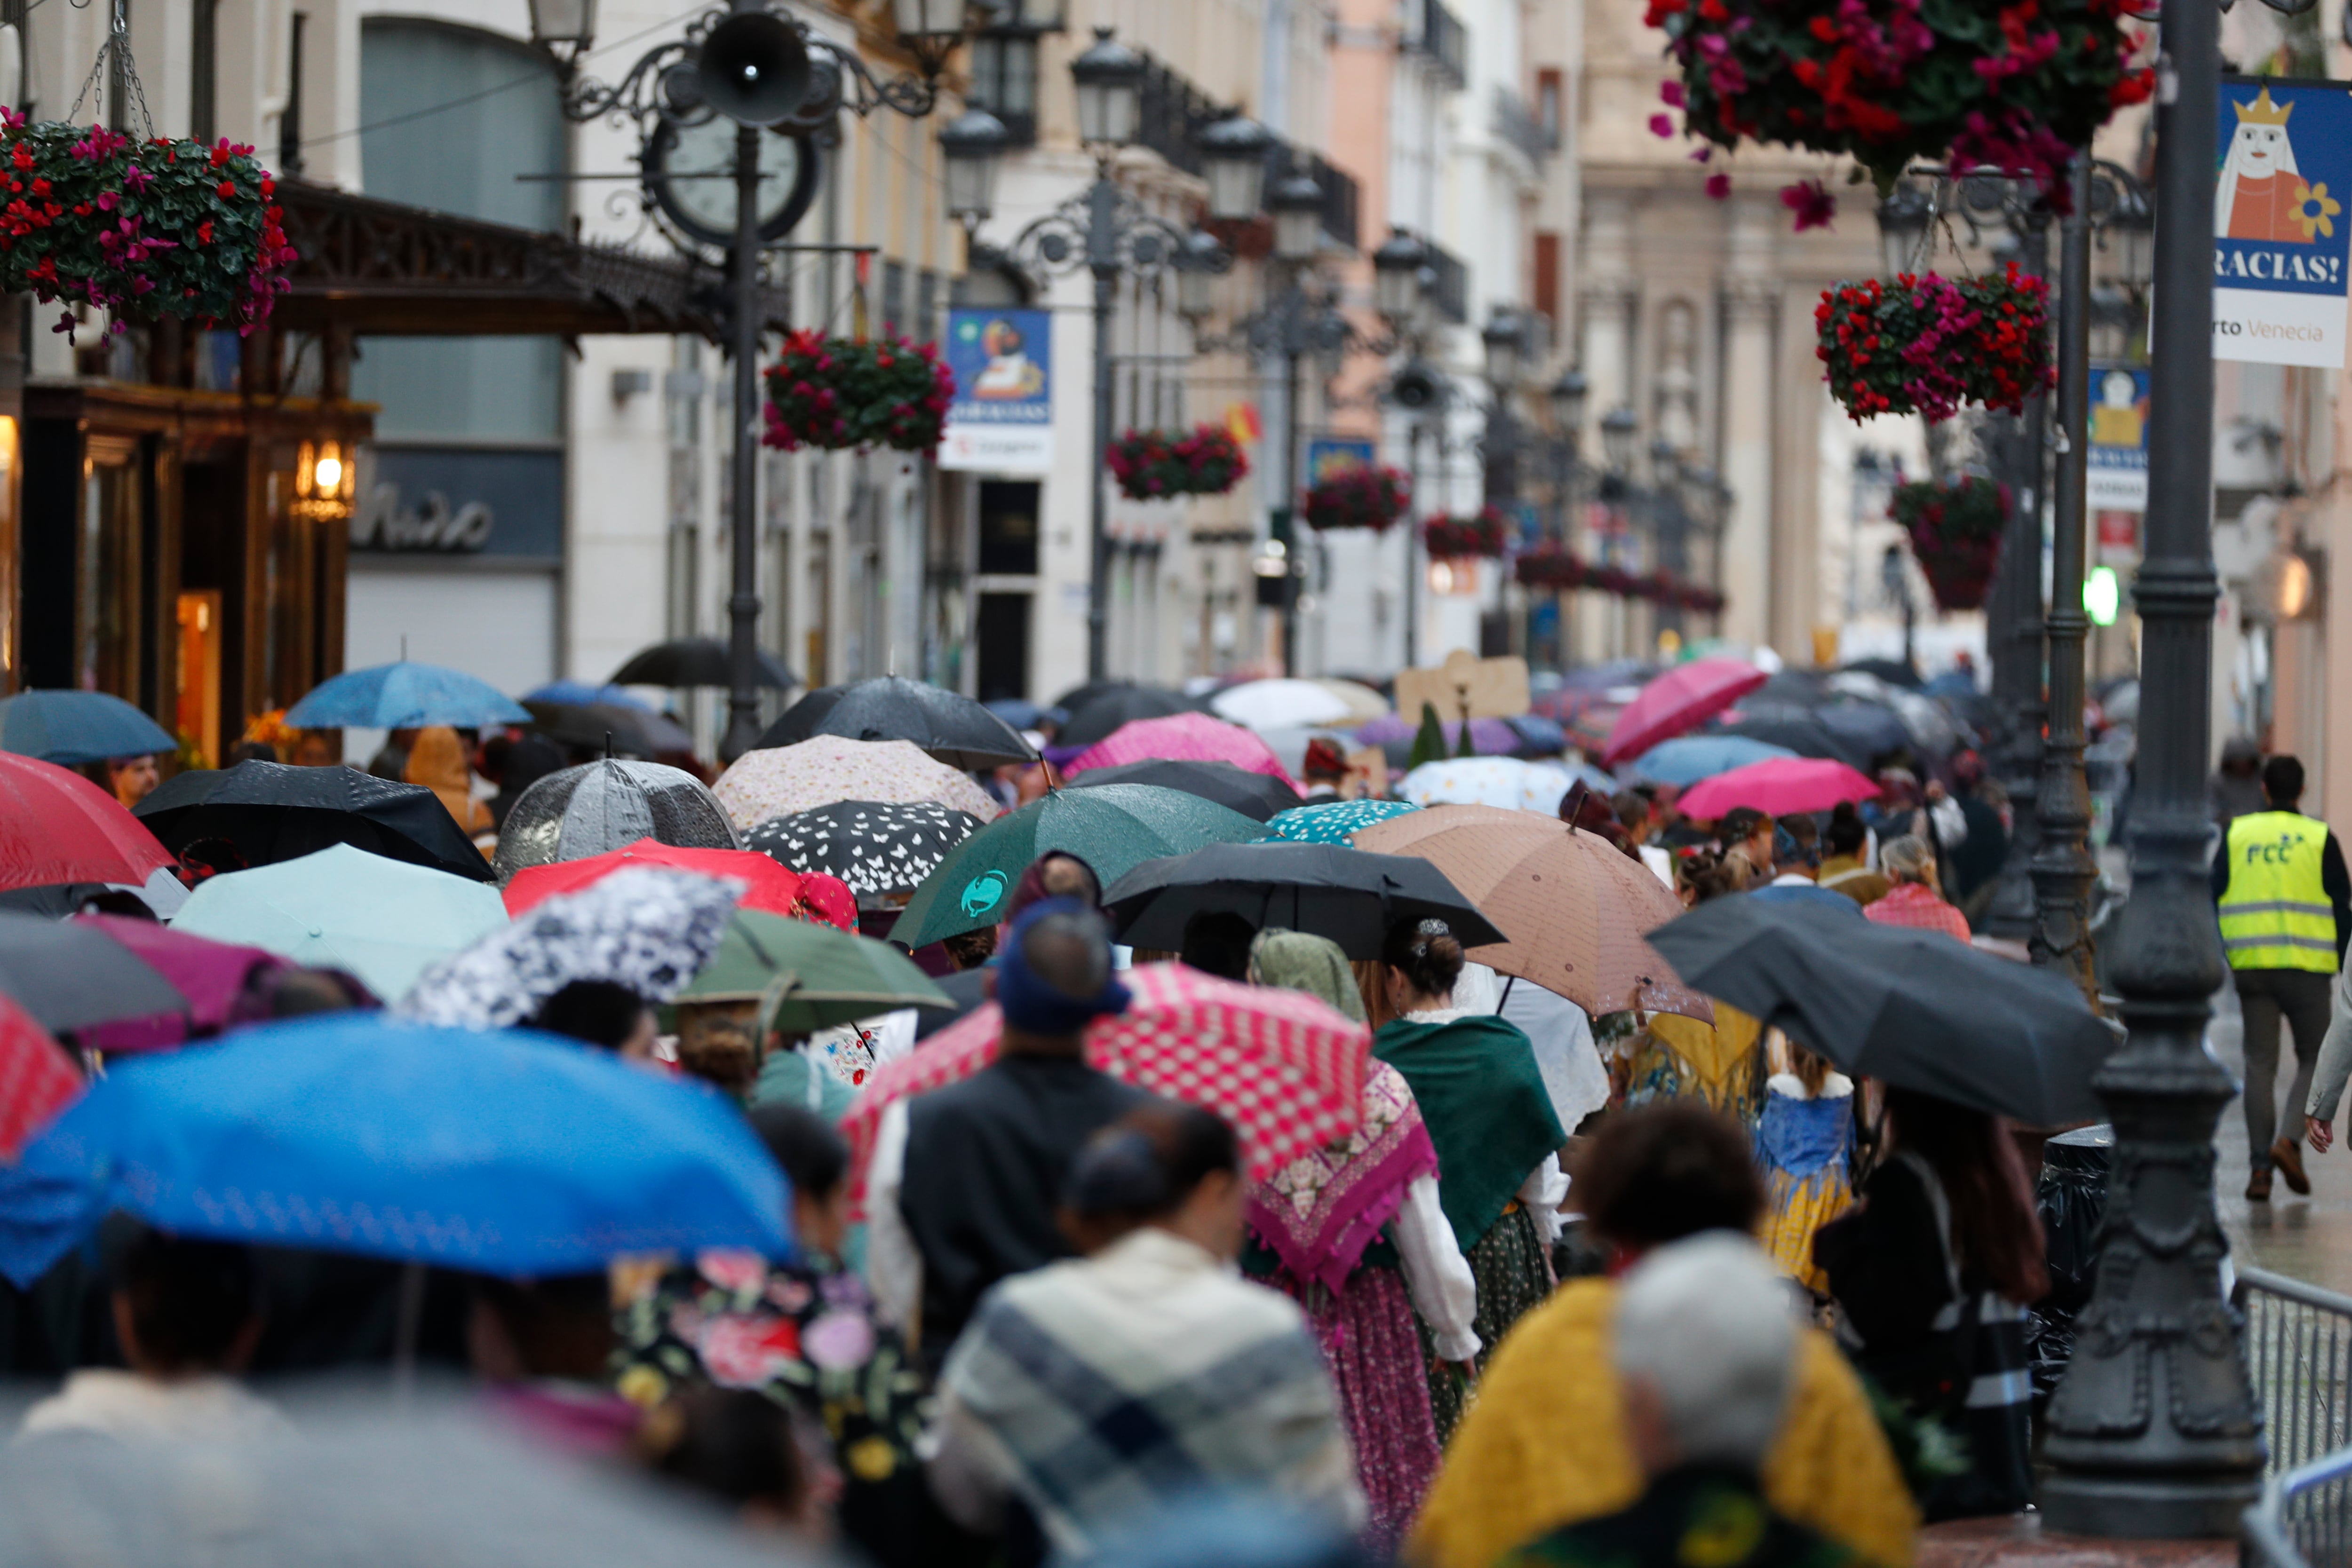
[1139,59,1219,177]
[1403,0,1468,89]
[1423,236,1469,324]
[1493,86,1556,166]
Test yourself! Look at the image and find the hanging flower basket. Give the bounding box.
[1890,475,2008,611]
[1647,0,2152,209]
[1517,544,1589,591]
[762,329,954,454]
[1106,424,1249,500]
[1300,465,1412,532]
[1422,507,1510,560]
[0,119,296,336]
[1816,265,2054,424]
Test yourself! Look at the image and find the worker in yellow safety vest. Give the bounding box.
[2213,754,2352,1201]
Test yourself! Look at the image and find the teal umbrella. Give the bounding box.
[170,842,508,1003]
[893,784,1264,948]
[0,690,175,766]
[1260,798,1420,845]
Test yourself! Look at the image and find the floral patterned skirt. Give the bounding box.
[1423,1203,1555,1445]
[1267,1260,1444,1553]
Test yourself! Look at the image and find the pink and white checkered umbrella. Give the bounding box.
[842,961,1367,1206]
[1065,712,1294,784]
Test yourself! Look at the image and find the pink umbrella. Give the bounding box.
[1675,756,1880,820]
[71,914,286,1055]
[1598,657,1769,767]
[1066,712,1293,784]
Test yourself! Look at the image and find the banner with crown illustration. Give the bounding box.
[2216,78,2352,368]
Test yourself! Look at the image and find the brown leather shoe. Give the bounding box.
[2248,1168,2274,1202]
[2274,1137,2313,1196]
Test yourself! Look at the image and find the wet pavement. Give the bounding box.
[2206,979,2352,1294]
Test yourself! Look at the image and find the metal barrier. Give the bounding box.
[2237,1267,2352,1568]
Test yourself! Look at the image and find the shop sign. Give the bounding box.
[940,308,1053,474]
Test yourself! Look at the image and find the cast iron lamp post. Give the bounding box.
[535,0,972,759]
[950,28,1231,682]
[2036,0,2317,1536]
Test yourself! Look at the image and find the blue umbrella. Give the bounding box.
[522,680,654,713]
[0,1013,790,1286]
[1259,798,1419,845]
[1630,735,1798,785]
[286,661,532,730]
[0,690,176,766]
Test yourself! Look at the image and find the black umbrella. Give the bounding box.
[1645,895,2119,1125]
[745,799,985,897]
[755,676,1033,770]
[608,636,797,690]
[0,910,189,1033]
[134,761,495,883]
[1842,657,1922,689]
[1101,841,1506,960]
[1714,713,1876,773]
[1810,700,1915,763]
[1065,759,1303,823]
[524,700,695,758]
[1055,684,1205,748]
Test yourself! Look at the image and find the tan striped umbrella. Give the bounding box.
[1354,804,1712,1023]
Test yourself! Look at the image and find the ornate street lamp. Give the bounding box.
[1481,307,1524,389]
[1547,367,1588,437]
[1174,228,1227,325]
[1069,27,1145,148]
[527,0,597,65]
[1599,404,1637,474]
[1372,230,1429,328]
[1876,178,1935,278]
[939,106,1008,231]
[1199,115,1275,222]
[1268,171,1325,264]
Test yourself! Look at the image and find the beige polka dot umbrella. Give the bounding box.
[1354,803,1711,1023]
[712,736,1000,835]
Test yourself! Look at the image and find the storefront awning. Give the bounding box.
[273,181,788,340]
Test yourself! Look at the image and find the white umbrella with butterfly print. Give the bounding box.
[744,800,984,899]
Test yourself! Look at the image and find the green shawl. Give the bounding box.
[1374,1013,1565,1250]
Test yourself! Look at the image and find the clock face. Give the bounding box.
[645,116,821,247]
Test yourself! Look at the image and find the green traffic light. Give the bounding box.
[2084,565,2121,627]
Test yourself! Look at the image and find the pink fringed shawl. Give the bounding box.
[1245,1061,1438,1295]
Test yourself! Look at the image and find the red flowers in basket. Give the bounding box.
[1422,507,1510,560]
[1890,475,2009,611]
[0,115,295,337]
[1646,0,2150,216]
[1300,465,1412,532]
[1816,264,2053,424]
[1106,424,1249,500]
[763,329,955,453]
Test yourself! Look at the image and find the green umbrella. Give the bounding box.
[893,783,1266,948]
[679,909,950,1036]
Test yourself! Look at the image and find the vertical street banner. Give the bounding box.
[2086,365,2149,512]
[1303,437,1376,484]
[2215,77,2352,368]
[938,308,1054,473]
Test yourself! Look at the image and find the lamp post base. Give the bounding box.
[2035,1476,2259,1543]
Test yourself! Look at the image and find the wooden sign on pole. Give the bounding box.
[1392,649,1531,723]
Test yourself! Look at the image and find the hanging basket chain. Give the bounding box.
[66,0,157,141]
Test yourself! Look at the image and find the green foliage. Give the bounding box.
[763,329,955,453]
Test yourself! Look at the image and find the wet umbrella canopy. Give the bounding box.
[0,689,176,766]
[1053,683,1204,748]
[491,760,739,884]
[1646,894,2119,1125]
[523,700,695,758]
[0,910,189,1034]
[609,635,798,690]
[1102,841,1505,958]
[746,799,983,897]
[756,675,1034,770]
[1065,759,1303,823]
[135,760,495,882]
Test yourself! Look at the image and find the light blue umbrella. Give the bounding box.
[286,661,532,729]
[1260,798,1420,845]
[1630,735,1798,786]
[523,680,654,713]
[0,690,176,766]
[171,842,508,1002]
[0,1012,791,1285]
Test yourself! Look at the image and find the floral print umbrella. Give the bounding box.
[1397,757,1575,815]
[745,800,984,898]
[397,867,741,1031]
[712,737,999,835]
[1259,799,1420,845]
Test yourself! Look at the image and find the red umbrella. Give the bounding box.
[842,962,1368,1208]
[1676,756,1880,819]
[0,991,81,1160]
[0,752,175,892]
[503,838,811,918]
[1599,657,1769,767]
[72,915,285,1056]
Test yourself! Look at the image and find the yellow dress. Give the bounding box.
[1639,1004,1766,1123]
[1406,1278,1918,1568]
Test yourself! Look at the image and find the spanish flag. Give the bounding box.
[1225,401,1263,445]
